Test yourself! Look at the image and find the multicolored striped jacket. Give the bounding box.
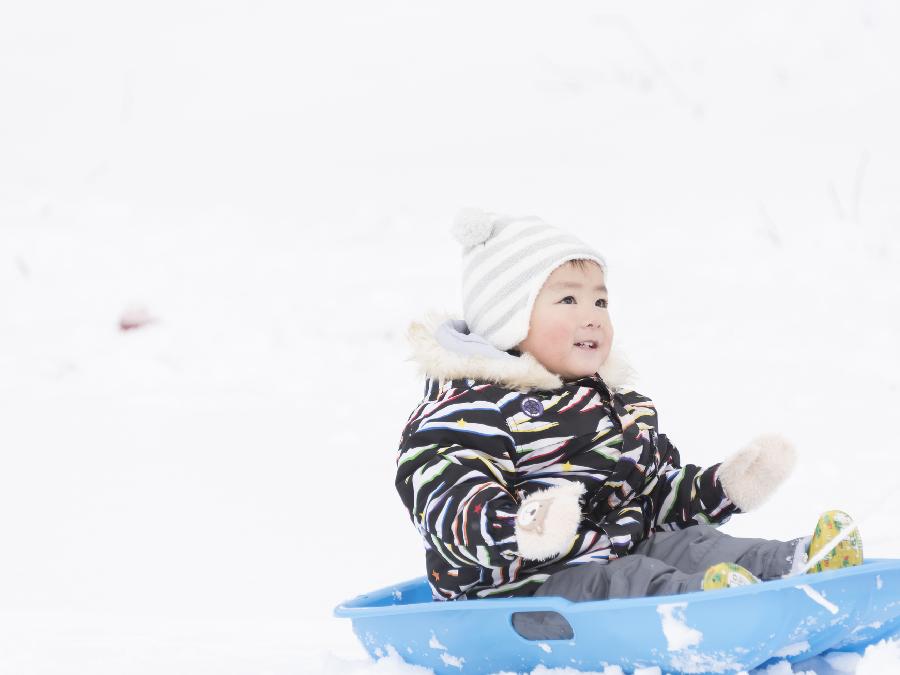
[395,319,739,600]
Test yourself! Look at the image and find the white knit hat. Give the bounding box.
[452,208,607,351]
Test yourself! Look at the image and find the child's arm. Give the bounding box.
[644,433,795,529]
[396,386,583,574]
[643,432,736,529]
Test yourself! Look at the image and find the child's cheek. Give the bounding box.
[544,323,573,351]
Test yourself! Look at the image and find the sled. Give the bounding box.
[334,559,900,674]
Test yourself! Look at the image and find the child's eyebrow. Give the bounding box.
[550,282,608,293]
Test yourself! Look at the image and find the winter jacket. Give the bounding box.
[395,319,739,601]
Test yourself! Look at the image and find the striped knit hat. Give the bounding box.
[452,208,607,351]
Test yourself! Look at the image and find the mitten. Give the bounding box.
[718,434,797,512]
[515,481,585,561]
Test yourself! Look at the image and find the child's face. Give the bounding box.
[517,261,613,380]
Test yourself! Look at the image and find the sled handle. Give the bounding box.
[509,608,577,641]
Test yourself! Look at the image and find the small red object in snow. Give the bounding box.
[119,305,156,332]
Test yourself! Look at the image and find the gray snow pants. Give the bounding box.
[512,524,802,640]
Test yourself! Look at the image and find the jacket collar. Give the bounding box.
[406,316,636,393]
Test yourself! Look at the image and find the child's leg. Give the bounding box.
[512,555,710,640]
[533,554,706,599]
[635,523,804,580]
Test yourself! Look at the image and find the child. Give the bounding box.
[395,209,862,633]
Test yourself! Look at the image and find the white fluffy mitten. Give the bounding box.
[515,481,586,561]
[718,434,797,512]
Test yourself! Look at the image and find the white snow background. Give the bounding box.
[2,1,899,673]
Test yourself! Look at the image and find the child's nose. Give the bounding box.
[583,309,605,328]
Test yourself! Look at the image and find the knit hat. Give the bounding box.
[452,208,607,351]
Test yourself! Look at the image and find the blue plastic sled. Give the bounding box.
[335,559,900,674]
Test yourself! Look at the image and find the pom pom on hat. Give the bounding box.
[452,208,496,248]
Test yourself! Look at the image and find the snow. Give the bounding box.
[856,639,900,674]
[429,630,464,669]
[657,602,704,651]
[797,585,840,615]
[497,667,623,675]
[438,653,465,670]
[2,0,900,674]
[823,651,862,673]
[763,662,802,675]
[775,643,811,659]
[325,647,432,674]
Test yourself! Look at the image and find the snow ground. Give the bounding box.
[1,1,899,673]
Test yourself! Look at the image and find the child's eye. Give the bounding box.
[559,296,576,304]
[596,299,608,308]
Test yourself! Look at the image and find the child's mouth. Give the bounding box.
[574,341,598,350]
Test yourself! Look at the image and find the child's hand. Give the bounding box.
[718,434,797,512]
[515,481,586,561]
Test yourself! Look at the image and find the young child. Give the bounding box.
[395,209,862,630]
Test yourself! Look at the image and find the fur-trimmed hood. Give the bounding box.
[406,316,636,392]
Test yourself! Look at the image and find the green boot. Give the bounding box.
[807,510,863,573]
[701,562,760,591]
